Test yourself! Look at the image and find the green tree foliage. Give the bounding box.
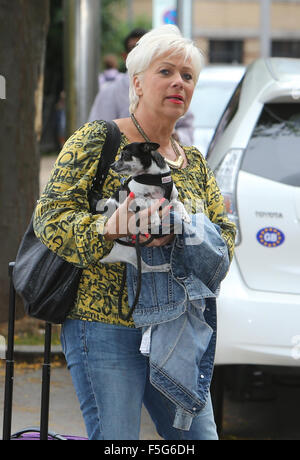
[101,0,151,71]
[45,0,152,89]
[41,0,151,151]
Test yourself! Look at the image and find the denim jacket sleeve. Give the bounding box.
[171,213,231,298]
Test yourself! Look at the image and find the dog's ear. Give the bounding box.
[152,150,166,169]
[141,142,160,154]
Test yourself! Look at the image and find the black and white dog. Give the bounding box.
[100,142,190,269]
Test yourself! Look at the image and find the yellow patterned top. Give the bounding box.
[33,120,236,327]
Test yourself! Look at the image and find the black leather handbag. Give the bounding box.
[12,121,121,324]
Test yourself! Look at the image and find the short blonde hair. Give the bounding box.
[126,25,204,113]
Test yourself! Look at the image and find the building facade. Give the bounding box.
[122,0,300,65]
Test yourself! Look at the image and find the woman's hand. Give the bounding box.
[137,233,175,247]
[104,193,173,245]
[103,192,135,241]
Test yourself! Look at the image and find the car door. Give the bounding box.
[235,102,300,294]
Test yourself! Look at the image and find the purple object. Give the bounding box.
[163,9,177,24]
[11,427,87,440]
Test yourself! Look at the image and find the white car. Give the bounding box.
[189,65,245,156]
[207,58,300,368]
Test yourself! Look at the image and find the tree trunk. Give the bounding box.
[0,0,49,321]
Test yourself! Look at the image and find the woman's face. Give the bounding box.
[133,51,196,121]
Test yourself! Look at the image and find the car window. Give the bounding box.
[241,103,300,186]
[190,81,240,127]
[206,78,243,159]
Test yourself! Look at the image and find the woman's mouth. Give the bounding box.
[166,95,184,104]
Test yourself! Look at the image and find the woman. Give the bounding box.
[34,25,236,440]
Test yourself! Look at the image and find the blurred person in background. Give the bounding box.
[98,53,122,90]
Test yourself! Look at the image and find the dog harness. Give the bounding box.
[131,172,173,201]
[121,172,173,202]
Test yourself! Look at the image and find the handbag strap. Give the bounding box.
[92,121,121,193]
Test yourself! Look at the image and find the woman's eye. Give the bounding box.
[183,73,193,81]
[160,69,170,76]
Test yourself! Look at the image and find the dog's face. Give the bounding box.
[111,142,165,176]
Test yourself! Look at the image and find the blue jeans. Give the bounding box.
[61,319,218,440]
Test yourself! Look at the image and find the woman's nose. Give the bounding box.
[171,72,184,88]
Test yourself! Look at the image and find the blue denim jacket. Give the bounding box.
[126,213,230,430]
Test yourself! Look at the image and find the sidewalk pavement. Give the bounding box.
[2,346,300,440]
[0,345,161,440]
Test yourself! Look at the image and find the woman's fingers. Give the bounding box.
[146,197,167,217]
[119,191,135,211]
[104,192,135,240]
[146,233,175,247]
[104,192,173,241]
[131,198,172,235]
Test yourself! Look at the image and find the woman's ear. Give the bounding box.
[133,75,143,97]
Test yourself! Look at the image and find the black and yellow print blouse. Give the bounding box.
[33,120,236,327]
